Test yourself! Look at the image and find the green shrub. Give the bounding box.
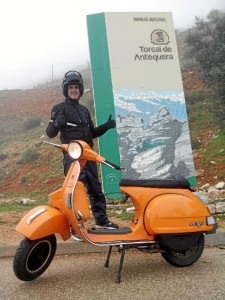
[191,138,202,150]
[23,117,42,131]
[0,153,7,161]
[17,148,40,164]
[185,90,205,104]
[20,176,29,183]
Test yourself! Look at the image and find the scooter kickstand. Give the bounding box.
[104,246,113,268]
[115,246,126,284]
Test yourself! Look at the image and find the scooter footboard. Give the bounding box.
[144,193,213,235]
[16,205,71,241]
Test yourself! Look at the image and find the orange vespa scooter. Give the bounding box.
[13,140,217,283]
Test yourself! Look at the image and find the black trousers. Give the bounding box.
[63,153,108,225]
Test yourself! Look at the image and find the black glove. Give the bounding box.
[54,112,66,129]
[105,114,116,129]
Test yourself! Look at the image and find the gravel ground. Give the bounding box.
[1,247,225,300]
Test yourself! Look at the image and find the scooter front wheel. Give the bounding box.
[161,233,204,267]
[13,235,56,281]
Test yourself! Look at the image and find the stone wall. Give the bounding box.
[195,181,225,214]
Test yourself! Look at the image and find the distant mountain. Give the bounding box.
[114,90,188,129]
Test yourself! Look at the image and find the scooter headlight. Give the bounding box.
[68,141,83,160]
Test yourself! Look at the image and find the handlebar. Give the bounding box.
[44,141,61,148]
[44,141,125,172]
[103,160,125,172]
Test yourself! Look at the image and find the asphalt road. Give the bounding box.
[0,247,225,300]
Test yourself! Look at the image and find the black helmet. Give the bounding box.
[62,70,84,97]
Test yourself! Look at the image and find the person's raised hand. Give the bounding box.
[54,111,66,128]
[106,114,116,129]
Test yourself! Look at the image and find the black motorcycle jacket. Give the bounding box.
[46,98,111,147]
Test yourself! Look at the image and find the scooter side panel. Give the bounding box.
[144,193,213,234]
[16,205,71,241]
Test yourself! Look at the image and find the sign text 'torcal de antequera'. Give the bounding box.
[87,12,196,198]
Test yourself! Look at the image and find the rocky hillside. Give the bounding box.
[0,67,224,199]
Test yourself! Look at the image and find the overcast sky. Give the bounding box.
[1,0,225,90]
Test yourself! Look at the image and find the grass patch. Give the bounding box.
[3,191,47,202]
[215,213,225,221]
[29,191,49,200]
[187,95,225,152]
[0,201,39,212]
[203,128,225,164]
[108,203,134,221]
[38,171,59,182]
[188,102,215,131]
[109,212,134,221]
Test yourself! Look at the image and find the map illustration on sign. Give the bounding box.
[114,89,195,183]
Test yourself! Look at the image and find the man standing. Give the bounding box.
[46,70,118,229]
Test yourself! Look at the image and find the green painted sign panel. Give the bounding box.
[87,13,121,198]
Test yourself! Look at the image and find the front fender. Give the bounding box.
[16,205,71,241]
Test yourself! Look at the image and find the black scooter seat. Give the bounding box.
[120,175,191,190]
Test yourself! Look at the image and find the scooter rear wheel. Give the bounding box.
[13,235,56,281]
[161,233,204,267]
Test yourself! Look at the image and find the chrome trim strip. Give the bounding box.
[26,207,48,225]
[71,161,80,197]
[92,240,156,247]
[77,209,86,222]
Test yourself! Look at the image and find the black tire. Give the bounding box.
[13,235,56,281]
[161,234,205,267]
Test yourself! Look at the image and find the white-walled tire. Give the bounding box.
[13,235,56,281]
